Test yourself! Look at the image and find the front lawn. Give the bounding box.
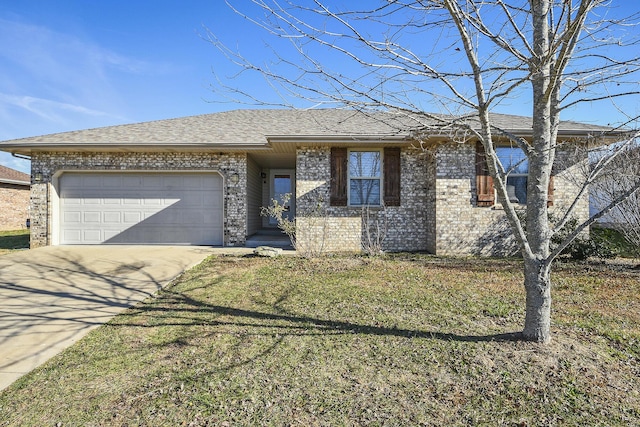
[0,229,29,255]
[1,255,638,426]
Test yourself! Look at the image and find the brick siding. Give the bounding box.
[433,143,589,256]
[0,183,30,231]
[295,146,430,253]
[296,143,587,255]
[27,144,588,255]
[29,152,247,248]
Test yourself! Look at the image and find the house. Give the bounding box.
[589,143,640,226]
[0,109,613,255]
[0,164,30,231]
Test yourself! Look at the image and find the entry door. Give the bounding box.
[270,169,295,224]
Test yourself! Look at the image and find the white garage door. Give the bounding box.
[59,172,223,245]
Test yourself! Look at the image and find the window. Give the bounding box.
[476,143,554,207]
[349,150,381,206]
[496,147,528,205]
[330,147,400,207]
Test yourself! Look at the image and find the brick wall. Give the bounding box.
[425,150,437,253]
[27,145,589,255]
[295,146,430,253]
[433,143,589,256]
[0,183,30,231]
[29,152,247,248]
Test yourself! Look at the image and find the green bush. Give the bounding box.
[565,236,616,261]
[552,217,616,261]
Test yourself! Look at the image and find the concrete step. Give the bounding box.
[246,230,293,249]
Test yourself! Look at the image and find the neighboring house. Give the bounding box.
[0,164,30,231]
[589,144,640,226]
[0,109,614,255]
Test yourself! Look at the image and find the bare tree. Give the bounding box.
[207,0,640,342]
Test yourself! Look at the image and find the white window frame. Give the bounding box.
[348,149,383,206]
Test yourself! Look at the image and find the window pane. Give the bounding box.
[496,147,528,174]
[274,175,291,196]
[349,151,381,177]
[350,179,380,205]
[506,176,527,204]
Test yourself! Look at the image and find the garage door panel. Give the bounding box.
[63,197,82,206]
[123,212,142,223]
[141,200,162,208]
[82,176,102,187]
[59,172,223,245]
[179,192,206,206]
[60,174,82,187]
[203,192,222,205]
[83,212,101,223]
[103,230,120,241]
[122,175,141,186]
[184,175,203,188]
[63,211,82,223]
[164,176,182,187]
[83,229,102,242]
[102,175,122,188]
[143,210,181,225]
[123,197,142,205]
[103,212,121,223]
[103,198,122,205]
[62,229,82,243]
[204,210,223,225]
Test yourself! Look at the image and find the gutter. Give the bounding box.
[0,142,273,155]
[0,178,30,186]
[12,152,31,161]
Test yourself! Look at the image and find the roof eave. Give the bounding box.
[0,142,272,155]
[0,178,30,186]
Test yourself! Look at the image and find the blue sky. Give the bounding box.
[0,1,251,172]
[1,1,638,174]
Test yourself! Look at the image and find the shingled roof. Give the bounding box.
[0,165,29,186]
[0,109,616,155]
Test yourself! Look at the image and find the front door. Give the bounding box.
[270,169,295,224]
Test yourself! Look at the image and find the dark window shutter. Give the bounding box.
[330,147,348,206]
[383,147,401,206]
[547,175,555,207]
[476,142,495,207]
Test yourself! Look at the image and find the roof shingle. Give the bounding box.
[0,165,29,185]
[0,109,616,149]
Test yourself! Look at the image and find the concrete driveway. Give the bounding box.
[0,245,222,391]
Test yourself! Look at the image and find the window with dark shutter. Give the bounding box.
[476,142,495,207]
[383,147,401,206]
[477,143,555,207]
[330,147,348,206]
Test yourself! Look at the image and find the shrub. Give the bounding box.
[552,217,616,261]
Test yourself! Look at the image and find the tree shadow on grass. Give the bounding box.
[120,289,525,344]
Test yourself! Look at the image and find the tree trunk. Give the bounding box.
[522,257,552,343]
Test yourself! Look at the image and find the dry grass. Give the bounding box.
[0,254,638,426]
